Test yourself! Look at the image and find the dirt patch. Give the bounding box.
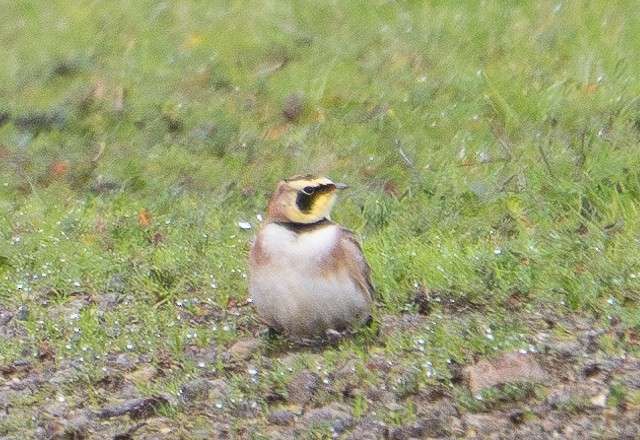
[2,306,640,439]
[463,350,549,394]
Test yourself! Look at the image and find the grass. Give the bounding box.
[2,0,640,437]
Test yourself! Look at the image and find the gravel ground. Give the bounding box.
[2,300,639,439]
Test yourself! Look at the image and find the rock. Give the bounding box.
[115,352,138,368]
[15,305,29,321]
[119,382,143,400]
[99,395,169,419]
[0,309,13,325]
[208,378,230,402]
[546,338,582,359]
[546,383,605,409]
[124,364,158,383]
[286,369,320,405]
[125,365,158,383]
[114,416,176,439]
[463,351,548,393]
[180,378,211,401]
[463,413,511,437]
[413,398,461,438]
[49,366,77,385]
[268,409,295,426]
[141,416,176,436]
[365,388,396,406]
[591,392,608,408]
[387,427,407,440]
[365,355,392,373]
[228,338,261,361]
[303,403,354,434]
[64,411,93,438]
[44,404,66,418]
[345,418,387,440]
[409,416,451,438]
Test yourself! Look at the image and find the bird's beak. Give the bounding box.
[335,183,349,190]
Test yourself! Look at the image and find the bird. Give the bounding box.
[249,175,374,340]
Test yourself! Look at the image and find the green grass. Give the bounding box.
[2,0,640,437]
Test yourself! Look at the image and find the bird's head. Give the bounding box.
[265,175,348,224]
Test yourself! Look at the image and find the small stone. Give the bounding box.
[16,305,29,321]
[388,427,407,440]
[546,383,602,409]
[345,418,387,440]
[286,369,320,405]
[180,378,211,401]
[547,339,582,359]
[591,392,608,408]
[303,403,354,433]
[99,395,168,419]
[463,351,548,393]
[410,417,451,438]
[463,413,511,437]
[228,338,261,361]
[115,352,137,368]
[64,411,93,438]
[207,378,230,402]
[268,409,295,426]
[125,365,158,383]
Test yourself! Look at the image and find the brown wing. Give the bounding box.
[338,228,375,304]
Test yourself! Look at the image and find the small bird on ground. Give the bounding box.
[249,175,374,340]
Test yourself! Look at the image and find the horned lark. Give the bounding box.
[249,176,374,339]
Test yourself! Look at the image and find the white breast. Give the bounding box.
[250,223,370,338]
[259,223,340,265]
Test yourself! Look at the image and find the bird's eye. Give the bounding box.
[302,186,315,195]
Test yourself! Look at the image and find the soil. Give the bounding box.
[1,300,639,439]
